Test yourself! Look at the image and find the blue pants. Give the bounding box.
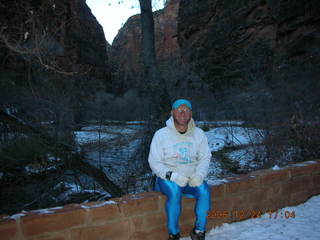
[155,177,211,235]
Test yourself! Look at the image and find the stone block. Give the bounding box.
[21,205,86,236]
[0,218,17,240]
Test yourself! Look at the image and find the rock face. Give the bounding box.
[2,0,319,119]
[110,0,320,116]
[0,0,109,91]
[110,0,180,94]
[66,0,109,82]
[0,0,111,123]
[178,0,320,94]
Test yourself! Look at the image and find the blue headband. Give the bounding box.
[172,99,192,110]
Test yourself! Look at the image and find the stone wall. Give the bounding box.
[1,160,319,240]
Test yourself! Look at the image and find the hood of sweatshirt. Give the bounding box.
[165,116,196,135]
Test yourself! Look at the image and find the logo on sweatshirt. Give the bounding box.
[173,142,193,164]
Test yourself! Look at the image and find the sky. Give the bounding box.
[182,194,320,240]
[86,0,165,44]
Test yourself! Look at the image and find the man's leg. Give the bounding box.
[182,181,211,232]
[157,177,183,235]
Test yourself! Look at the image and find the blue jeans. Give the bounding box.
[155,177,211,235]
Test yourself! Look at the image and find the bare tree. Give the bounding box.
[138,0,170,120]
[0,1,124,214]
[0,2,78,76]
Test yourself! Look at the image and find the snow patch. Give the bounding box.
[207,178,229,186]
[197,120,244,126]
[205,126,264,152]
[32,209,54,214]
[9,213,26,220]
[182,195,320,240]
[81,200,116,209]
[272,165,281,170]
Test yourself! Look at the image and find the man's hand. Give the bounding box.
[188,174,203,187]
[170,172,189,187]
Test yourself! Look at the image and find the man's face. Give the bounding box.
[172,104,192,126]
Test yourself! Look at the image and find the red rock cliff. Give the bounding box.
[109,0,180,94]
[178,0,320,93]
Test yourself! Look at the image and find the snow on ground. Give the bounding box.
[227,148,256,166]
[74,124,145,190]
[203,125,266,180]
[182,195,320,240]
[74,125,142,145]
[74,124,143,168]
[197,120,244,127]
[205,126,264,152]
[72,121,266,193]
[75,121,264,155]
[226,146,265,168]
[74,131,116,145]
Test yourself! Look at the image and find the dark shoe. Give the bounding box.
[190,228,206,240]
[168,232,180,240]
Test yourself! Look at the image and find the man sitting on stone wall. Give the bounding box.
[148,99,212,240]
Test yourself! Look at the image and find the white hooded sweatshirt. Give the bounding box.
[148,116,212,180]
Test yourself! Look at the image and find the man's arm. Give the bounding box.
[196,131,212,179]
[148,131,171,179]
[189,130,211,187]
